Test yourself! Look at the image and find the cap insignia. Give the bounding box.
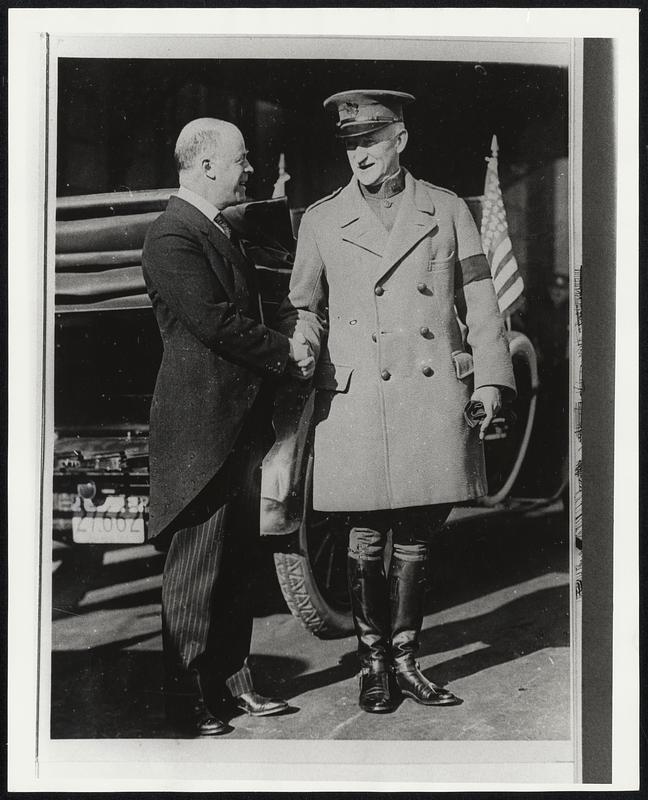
[342,101,359,119]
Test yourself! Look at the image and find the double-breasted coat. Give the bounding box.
[142,196,289,540]
[281,170,516,513]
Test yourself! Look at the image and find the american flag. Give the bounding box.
[480,135,525,316]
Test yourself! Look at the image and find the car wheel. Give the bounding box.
[273,449,354,639]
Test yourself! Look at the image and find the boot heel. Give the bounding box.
[395,662,462,707]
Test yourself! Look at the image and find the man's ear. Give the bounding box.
[201,157,215,180]
[395,128,409,155]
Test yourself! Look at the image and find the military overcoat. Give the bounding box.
[142,196,289,539]
[282,170,516,512]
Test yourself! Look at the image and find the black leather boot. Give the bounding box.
[358,661,394,714]
[348,556,396,713]
[390,555,461,706]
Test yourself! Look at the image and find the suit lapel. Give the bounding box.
[167,196,250,302]
[376,172,439,282]
[205,222,254,279]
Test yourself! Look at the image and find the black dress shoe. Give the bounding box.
[165,670,230,736]
[166,695,230,736]
[394,662,461,706]
[192,705,230,736]
[358,663,396,714]
[235,691,289,717]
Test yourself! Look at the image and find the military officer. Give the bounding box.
[278,90,516,713]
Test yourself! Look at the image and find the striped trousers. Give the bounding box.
[161,410,271,703]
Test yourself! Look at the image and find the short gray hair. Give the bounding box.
[387,121,406,138]
[174,118,237,173]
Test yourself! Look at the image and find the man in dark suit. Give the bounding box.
[142,118,312,735]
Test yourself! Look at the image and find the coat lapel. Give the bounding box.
[205,221,254,279]
[337,181,389,258]
[376,172,439,282]
[167,196,250,302]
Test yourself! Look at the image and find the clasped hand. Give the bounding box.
[471,385,502,440]
[288,331,316,380]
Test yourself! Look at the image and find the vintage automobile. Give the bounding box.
[53,182,541,639]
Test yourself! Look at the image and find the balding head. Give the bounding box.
[174,117,253,209]
[174,118,242,174]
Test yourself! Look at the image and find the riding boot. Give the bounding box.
[347,555,396,713]
[389,555,461,706]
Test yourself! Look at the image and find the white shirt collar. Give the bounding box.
[177,185,223,226]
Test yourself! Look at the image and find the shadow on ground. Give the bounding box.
[253,583,569,701]
[51,507,569,738]
[51,537,287,621]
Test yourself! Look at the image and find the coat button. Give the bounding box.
[417,282,428,294]
[420,325,430,337]
[374,286,385,296]
[381,369,391,381]
[421,365,434,377]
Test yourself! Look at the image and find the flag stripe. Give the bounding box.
[496,269,521,300]
[498,276,525,313]
[491,236,512,272]
[493,249,515,281]
[493,256,519,293]
[479,153,525,316]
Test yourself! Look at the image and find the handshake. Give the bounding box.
[288,331,316,380]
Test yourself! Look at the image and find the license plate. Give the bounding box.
[72,495,147,544]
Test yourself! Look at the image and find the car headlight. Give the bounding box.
[77,481,96,500]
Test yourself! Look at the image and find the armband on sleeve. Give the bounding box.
[455,252,492,290]
[454,198,492,290]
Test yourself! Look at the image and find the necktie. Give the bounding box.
[214,210,263,322]
[214,212,232,239]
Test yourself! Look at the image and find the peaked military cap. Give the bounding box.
[323,89,415,138]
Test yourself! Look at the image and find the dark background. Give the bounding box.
[57,58,567,208]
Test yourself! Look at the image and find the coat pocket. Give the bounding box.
[451,350,474,380]
[427,249,455,271]
[314,362,354,392]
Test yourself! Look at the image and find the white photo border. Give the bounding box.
[7,7,639,792]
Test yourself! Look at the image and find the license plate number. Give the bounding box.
[72,496,147,544]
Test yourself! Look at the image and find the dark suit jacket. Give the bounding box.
[142,195,290,539]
